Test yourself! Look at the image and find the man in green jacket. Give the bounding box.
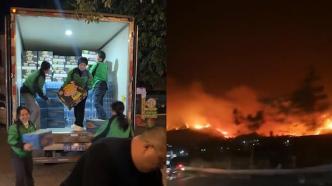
[64,57,93,131]
[89,51,108,120]
[20,61,51,129]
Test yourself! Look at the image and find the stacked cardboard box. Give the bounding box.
[53,55,67,82]
[38,51,53,67]
[22,66,38,80]
[46,89,66,128]
[65,56,78,72]
[22,51,38,81]
[81,50,97,66]
[52,55,66,66]
[22,51,38,67]
[45,74,52,82]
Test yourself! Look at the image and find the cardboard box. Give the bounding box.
[65,60,77,65]
[64,143,89,151]
[22,63,37,67]
[23,56,38,62]
[52,132,92,143]
[53,77,66,82]
[45,77,52,82]
[47,119,66,128]
[86,119,107,134]
[47,110,64,119]
[64,65,77,71]
[23,51,38,56]
[38,59,53,65]
[53,68,66,74]
[82,50,97,55]
[38,51,53,56]
[22,129,53,150]
[52,60,66,65]
[53,73,67,78]
[66,56,78,60]
[57,82,88,109]
[53,55,66,59]
[22,66,37,73]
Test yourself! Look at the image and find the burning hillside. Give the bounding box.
[167,69,332,138]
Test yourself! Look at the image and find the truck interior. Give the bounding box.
[13,13,132,133]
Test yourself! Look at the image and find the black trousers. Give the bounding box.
[12,154,34,186]
[74,97,87,127]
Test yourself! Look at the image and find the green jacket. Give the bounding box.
[89,62,108,88]
[7,123,36,158]
[22,70,47,99]
[64,68,93,90]
[94,118,133,139]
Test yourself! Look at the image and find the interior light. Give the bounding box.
[65,30,73,36]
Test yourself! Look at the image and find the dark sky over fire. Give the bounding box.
[167,1,332,136]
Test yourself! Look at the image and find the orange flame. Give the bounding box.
[167,79,332,138]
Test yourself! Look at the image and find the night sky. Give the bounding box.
[1,0,68,33]
[168,1,332,98]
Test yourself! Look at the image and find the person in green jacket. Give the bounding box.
[89,51,108,120]
[93,101,133,142]
[63,57,93,131]
[8,106,36,186]
[20,61,51,129]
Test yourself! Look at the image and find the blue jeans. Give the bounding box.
[93,81,107,119]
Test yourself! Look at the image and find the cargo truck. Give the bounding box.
[3,7,138,163]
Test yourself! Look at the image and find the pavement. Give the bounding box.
[168,167,332,186]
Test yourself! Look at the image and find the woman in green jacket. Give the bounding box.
[20,61,51,129]
[93,101,133,142]
[63,57,93,132]
[8,106,36,186]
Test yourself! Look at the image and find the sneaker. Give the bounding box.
[72,124,84,132]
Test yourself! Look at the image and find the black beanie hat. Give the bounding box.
[78,57,88,65]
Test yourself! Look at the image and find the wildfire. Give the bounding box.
[169,115,332,138]
[193,123,210,130]
[167,78,332,138]
[315,118,332,135]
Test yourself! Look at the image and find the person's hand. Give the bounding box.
[23,143,33,151]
